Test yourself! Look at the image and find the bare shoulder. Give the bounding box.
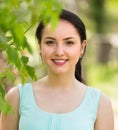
[1,87,20,130]
[99,92,112,108]
[95,92,114,130]
[5,86,19,109]
[98,93,113,116]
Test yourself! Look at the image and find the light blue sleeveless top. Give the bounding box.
[18,83,101,130]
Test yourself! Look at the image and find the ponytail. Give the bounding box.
[75,59,84,83]
[75,51,86,84]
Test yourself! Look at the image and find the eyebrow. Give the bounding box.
[45,37,74,40]
[45,37,56,40]
[63,37,74,40]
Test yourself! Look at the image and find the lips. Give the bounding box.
[52,59,68,66]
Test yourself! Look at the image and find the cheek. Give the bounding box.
[68,48,81,66]
[69,47,81,59]
[40,47,52,61]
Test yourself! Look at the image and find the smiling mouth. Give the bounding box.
[52,59,68,66]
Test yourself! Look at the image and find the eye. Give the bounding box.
[45,40,55,45]
[66,41,74,45]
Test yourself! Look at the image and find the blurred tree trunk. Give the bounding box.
[89,0,111,64]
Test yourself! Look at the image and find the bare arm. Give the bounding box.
[1,87,19,130]
[95,93,114,130]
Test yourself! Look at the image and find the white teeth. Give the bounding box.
[54,60,66,63]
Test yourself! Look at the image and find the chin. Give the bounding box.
[50,68,69,75]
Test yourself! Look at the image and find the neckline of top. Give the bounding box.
[29,83,90,116]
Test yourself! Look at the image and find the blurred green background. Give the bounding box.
[0,0,118,129]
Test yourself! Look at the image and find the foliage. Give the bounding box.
[0,0,62,113]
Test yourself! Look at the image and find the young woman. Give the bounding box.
[1,9,114,130]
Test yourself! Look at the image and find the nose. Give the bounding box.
[55,44,64,56]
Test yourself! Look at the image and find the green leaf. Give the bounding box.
[0,84,5,98]
[21,56,29,65]
[19,64,37,83]
[23,36,32,54]
[19,66,28,84]
[6,36,13,42]
[11,23,25,50]
[0,33,7,44]
[11,23,32,53]
[0,7,16,32]
[0,33,12,50]
[0,95,14,115]
[26,65,37,81]
[0,43,7,51]
[5,68,16,82]
[6,45,21,69]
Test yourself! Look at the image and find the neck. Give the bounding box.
[45,72,77,89]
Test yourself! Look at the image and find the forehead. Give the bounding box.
[42,19,80,37]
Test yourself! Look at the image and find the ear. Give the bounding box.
[80,40,87,55]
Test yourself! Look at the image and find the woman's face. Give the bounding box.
[40,19,86,75]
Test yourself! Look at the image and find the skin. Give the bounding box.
[1,19,114,130]
[39,20,86,88]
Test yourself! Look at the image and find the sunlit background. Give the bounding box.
[0,0,118,129]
